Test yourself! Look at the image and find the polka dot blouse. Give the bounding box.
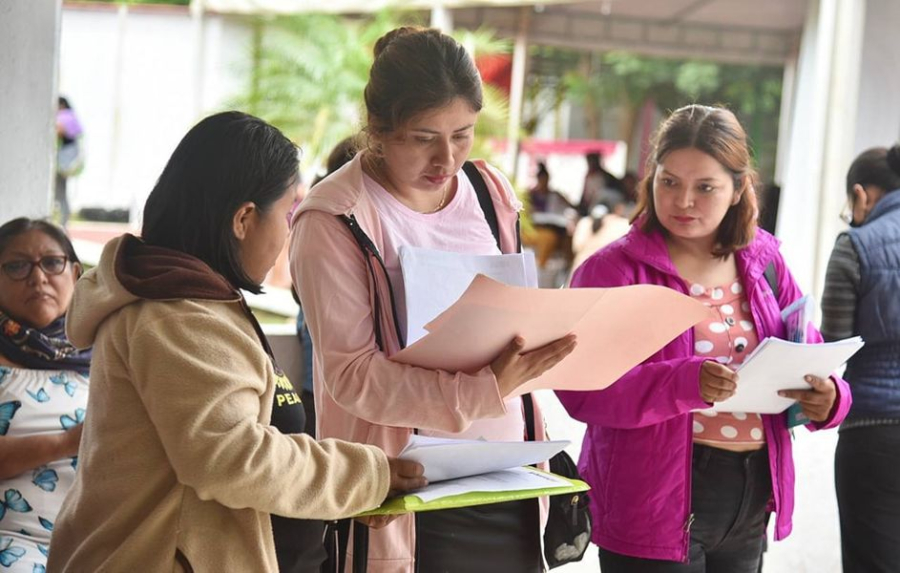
[690,278,765,447]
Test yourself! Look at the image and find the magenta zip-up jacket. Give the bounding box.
[557,224,852,562]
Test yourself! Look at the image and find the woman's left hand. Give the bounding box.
[778,375,837,422]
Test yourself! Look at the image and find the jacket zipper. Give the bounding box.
[748,265,781,532]
[682,512,696,561]
[682,412,694,562]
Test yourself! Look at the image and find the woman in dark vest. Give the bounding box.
[822,143,900,573]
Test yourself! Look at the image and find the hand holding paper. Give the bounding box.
[708,336,864,414]
[777,374,838,422]
[392,275,709,396]
[387,457,428,496]
[491,334,578,398]
[356,436,587,516]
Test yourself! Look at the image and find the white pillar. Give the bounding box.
[853,0,900,153]
[0,0,62,222]
[773,56,797,186]
[504,6,530,181]
[776,0,866,298]
[430,4,453,33]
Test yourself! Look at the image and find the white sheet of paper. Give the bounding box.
[708,336,864,414]
[411,466,571,503]
[400,246,537,345]
[399,435,569,482]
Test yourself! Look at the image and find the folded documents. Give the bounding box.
[399,435,569,482]
[708,336,864,414]
[357,466,589,516]
[392,274,709,396]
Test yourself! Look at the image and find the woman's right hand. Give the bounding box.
[387,458,427,496]
[491,334,578,398]
[699,361,738,403]
[358,458,428,530]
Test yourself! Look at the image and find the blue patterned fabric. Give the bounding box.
[0,367,88,571]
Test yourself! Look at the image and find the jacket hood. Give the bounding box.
[67,234,240,348]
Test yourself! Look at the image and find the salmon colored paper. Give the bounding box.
[391,275,708,395]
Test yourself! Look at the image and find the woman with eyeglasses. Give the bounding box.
[824,143,900,573]
[0,218,89,572]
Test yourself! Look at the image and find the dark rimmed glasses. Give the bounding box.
[0,255,69,281]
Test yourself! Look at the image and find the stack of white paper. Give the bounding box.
[411,466,571,503]
[709,336,864,414]
[400,246,537,345]
[399,435,569,482]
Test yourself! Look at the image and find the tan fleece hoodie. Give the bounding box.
[47,235,390,573]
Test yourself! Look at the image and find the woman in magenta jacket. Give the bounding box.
[558,104,851,571]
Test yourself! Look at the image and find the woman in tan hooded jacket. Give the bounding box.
[47,112,425,573]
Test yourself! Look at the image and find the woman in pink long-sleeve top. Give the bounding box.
[289,27,576,573]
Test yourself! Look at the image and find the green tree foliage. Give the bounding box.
[557,51,783,179]
[232,12,512,178]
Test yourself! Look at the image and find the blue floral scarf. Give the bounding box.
[0,311,91,375]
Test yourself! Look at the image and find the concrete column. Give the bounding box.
[0,0,62,222]
[430,4,453,33]
[504,6,530,180]
[853,0,900,153]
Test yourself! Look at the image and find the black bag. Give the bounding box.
[522,394,592,569]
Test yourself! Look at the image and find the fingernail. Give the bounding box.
[805,376,813,382]
[778,392,786,397]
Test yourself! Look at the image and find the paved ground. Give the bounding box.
[536,391,843,573]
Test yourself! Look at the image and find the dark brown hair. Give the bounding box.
[141,111,299,294]
[633,104,758,257]
[846,144,900,196]
[364,27,483,136]
[0,218,80,265]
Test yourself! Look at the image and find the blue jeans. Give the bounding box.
[599,444,771,572]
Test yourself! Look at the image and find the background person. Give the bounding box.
[528,161,577,270]
[558,104,851,572]
[579,151,624,217]
[55,97,84,229]
[47,112,425,573]
[0,218,88,572]
[823,143,900,573]
[290,27,575,573]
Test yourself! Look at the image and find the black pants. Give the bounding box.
[600,445,771,572]
[416,498,541,572]
[835,425,900,573]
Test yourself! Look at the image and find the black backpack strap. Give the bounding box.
[522,393,536,442]
[463,161,522,253]
[463,161,501,252]
[338,214,405,350]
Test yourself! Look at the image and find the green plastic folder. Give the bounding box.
[357,468,590,517]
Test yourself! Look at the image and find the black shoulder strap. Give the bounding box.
[463,161,522,253]
[522,392,536,442]
[764,262,779,302]
[338,214,406,350]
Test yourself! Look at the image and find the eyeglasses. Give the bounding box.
[839,196,855,225]
[0,255,69,281]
